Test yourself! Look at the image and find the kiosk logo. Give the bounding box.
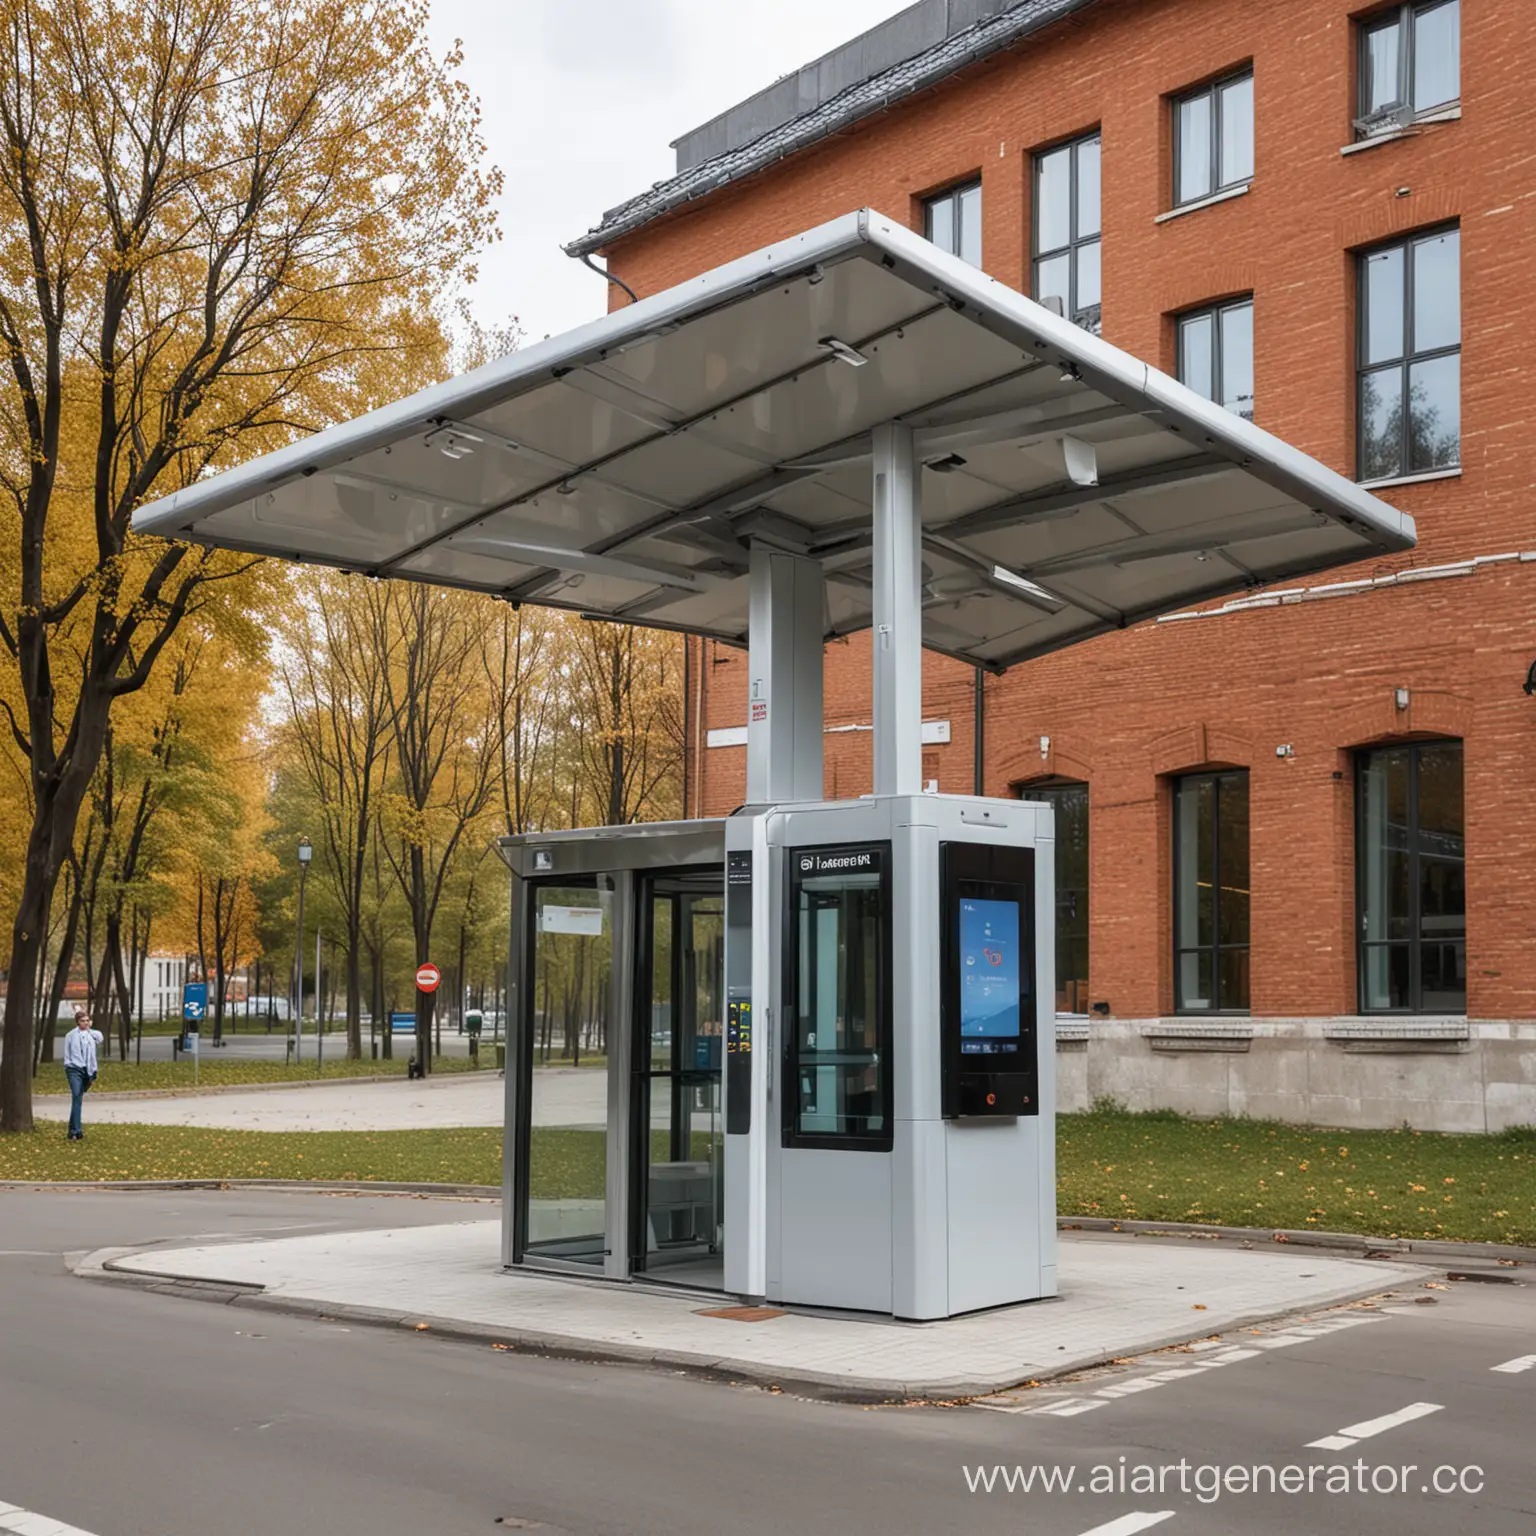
[799,847,878,876]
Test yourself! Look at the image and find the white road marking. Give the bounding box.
[977,1312,1386,1418]
[1076,1514,1175,1536]
[0,1497,104,1535]
[1307,1400,1444,1450]
[1491,1355,1536,1374]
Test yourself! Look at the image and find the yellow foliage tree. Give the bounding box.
[0,0,499,1130]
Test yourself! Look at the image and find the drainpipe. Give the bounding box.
[577,252,639,305]
[973,665,986,796]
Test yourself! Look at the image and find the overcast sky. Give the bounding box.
[426,0,908,342]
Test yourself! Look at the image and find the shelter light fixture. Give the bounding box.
[1059,361,1082,383]
[990,565,1059,605]
[818,336,869,367]
[927,453,967,473]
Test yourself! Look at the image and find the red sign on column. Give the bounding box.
[415,962,441,993]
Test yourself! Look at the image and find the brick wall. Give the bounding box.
[619,0,1536,1023]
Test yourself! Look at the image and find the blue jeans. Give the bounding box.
[65,1066,86,1136]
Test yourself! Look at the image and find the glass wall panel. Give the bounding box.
[525,882,611,1264]
[787,847,890,1147]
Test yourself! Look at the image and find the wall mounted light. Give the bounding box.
[1394,687,1411,711]
[1275,743,1294,758]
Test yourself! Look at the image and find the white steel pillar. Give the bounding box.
[746,544,825,804]
[872,422,923,796]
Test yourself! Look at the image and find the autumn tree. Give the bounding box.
[0,0,498,1131]
[568,624,686,826]
[275,573,395,1058]
[380,585,499,1072]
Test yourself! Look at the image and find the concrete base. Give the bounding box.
[1057,1016,1536,1132]
[90,1220,1420,1400]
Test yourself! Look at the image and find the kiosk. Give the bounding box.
[134,210,1416,1318]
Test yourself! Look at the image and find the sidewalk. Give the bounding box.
[90,1219,1422,1399]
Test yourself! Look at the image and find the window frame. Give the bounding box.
[924,179,983,267]
[1356,0,1461,138]
[1018,780,1090,1016]
[1355,224,1461,483]
[1172,68,1255,207]
[781,841,894,1153]
[1176,295,1255,421]
[1031,130,1102,334]
[1171,769,1251,1015]
[1355,739,1467,1015]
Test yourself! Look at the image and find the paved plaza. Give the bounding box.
[96,1220,1417,1399]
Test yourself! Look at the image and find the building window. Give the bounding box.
[1020,781,1089,1014]
[925,180,982,267]
[1177,297,1255,420]
[1357,1,1460,138]
[1174,70,1254,206]
[1173,771,1250,1013]
[1357,740,1465,1013]
[1033,132,1101,334]
[1358,226,1459,481]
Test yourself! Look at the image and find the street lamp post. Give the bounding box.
[295,837,311,1066]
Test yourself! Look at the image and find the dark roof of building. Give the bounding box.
[564,0,1102,258]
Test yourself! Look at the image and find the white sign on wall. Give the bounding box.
[540,905,605,937]
[707,725,749,748]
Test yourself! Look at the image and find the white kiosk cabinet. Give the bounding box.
[724,793,1056,1319]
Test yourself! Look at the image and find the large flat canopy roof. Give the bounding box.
[134,210,1414,672]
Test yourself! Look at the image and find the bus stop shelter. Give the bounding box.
[134,209,1415,1311]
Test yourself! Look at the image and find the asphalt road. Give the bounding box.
[1,1188,1532,1536]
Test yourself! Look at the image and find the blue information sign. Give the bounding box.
[390,1011,417,1033]
[182,981,208,1027]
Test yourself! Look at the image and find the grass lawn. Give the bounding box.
[3,1108,1533,1247]
[33,1054,499,1095]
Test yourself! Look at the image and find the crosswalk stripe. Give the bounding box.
[1490,1355,1536,1374]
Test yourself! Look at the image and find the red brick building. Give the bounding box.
[569,0,1536,1126]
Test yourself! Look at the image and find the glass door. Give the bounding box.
[522,881,612,1266]
[633,874,724,1287]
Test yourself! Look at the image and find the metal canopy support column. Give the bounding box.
[746,544,825,803]
[603,873,635,1281]
[872,422,923,796]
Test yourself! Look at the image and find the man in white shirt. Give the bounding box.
[62,1007,103,1140]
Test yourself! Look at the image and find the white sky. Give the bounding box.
[426,0,908,342]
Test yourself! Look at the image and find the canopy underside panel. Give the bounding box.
[136,211,1414,669]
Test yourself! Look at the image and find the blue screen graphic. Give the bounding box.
[959,898,1022,1054]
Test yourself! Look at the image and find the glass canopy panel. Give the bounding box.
[134,211,1415,671]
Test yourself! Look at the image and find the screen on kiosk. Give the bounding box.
[959,897,1023,1055]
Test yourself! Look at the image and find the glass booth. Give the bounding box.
[499,821,727,1289]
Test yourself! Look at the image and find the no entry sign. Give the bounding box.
[415,962,442,993]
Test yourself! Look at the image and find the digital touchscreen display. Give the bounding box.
[958,896,1022,1055]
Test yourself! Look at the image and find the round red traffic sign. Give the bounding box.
[415,963,441,993]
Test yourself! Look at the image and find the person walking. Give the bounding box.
[63,1007,103,1141]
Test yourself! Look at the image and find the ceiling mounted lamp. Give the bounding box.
[818,336,869,367]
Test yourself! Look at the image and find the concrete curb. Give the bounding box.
[1065,1216,1536,1265]
[35,1070,501,1102]
[16,1178,1532,1266]
[73,1237,1430,1403]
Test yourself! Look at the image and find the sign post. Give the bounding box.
[182,982,206,1086]
[415,962,441,1077]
